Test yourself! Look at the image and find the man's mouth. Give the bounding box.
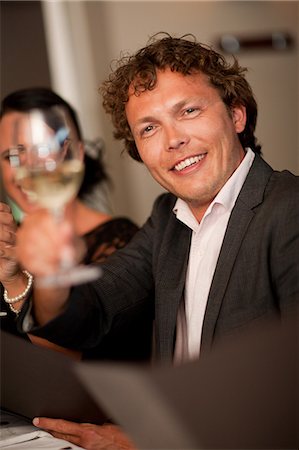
[174,153,206,172]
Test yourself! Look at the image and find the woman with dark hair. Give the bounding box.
[0,87,153,362]
[0,87,112,217]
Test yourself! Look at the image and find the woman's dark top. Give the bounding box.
[0,217,153,362]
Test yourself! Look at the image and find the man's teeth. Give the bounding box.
[175,154,205,172]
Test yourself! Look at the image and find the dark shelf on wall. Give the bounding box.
[216,32,295,54]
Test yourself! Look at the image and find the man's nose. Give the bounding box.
[165,124,189,151]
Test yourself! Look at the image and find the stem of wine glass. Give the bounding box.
[51,206,64,222]
[50,206,74,270]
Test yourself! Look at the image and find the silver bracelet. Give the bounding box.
[3,270,34,304]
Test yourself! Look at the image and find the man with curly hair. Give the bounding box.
[10,33,299,449]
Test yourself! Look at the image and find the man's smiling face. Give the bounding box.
[125,69,247,221]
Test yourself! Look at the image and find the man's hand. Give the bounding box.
[16,209,77,325]
[0,202,19,282]
[33,417,137,450]
[16,208,88,325]
[16,209,75,278]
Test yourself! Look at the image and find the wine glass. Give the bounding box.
[9,105,102,287]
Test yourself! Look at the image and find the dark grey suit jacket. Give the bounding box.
[27,155,299,362]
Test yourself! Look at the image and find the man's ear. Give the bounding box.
[231,104,246,133]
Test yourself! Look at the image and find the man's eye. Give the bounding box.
[185,107,198,115]
[142,125,154,135]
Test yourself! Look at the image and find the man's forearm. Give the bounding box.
[32,286,71,326]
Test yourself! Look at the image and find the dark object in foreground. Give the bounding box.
[76,311,298,449]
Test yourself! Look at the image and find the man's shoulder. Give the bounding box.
[252,158,299,218]
[271,168,299,184]
[253,153,298,185]
[244,154,298,199]
[267,167,299,200]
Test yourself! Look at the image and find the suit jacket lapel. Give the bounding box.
[201,155,274,351]
[155,218,191,362]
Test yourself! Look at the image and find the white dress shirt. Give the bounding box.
[173,148,255,364]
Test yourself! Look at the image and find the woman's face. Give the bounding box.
[0,111,40,214]
[0,110,85,215]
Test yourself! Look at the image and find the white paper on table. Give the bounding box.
[0,412,84,450]
[0,411,36,441]
[0,430,84,449]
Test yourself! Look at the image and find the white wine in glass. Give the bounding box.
[15,156,84,214]
[10,105,101,287]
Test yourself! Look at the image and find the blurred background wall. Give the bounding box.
[1,1,298,225]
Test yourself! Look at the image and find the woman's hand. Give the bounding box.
[0,202,19,283]
[33,417,137,450]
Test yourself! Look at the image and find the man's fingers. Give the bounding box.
[34,420,113,450]
[50,430,83,447]
[33,418,136,450]
[33,417,82,434]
